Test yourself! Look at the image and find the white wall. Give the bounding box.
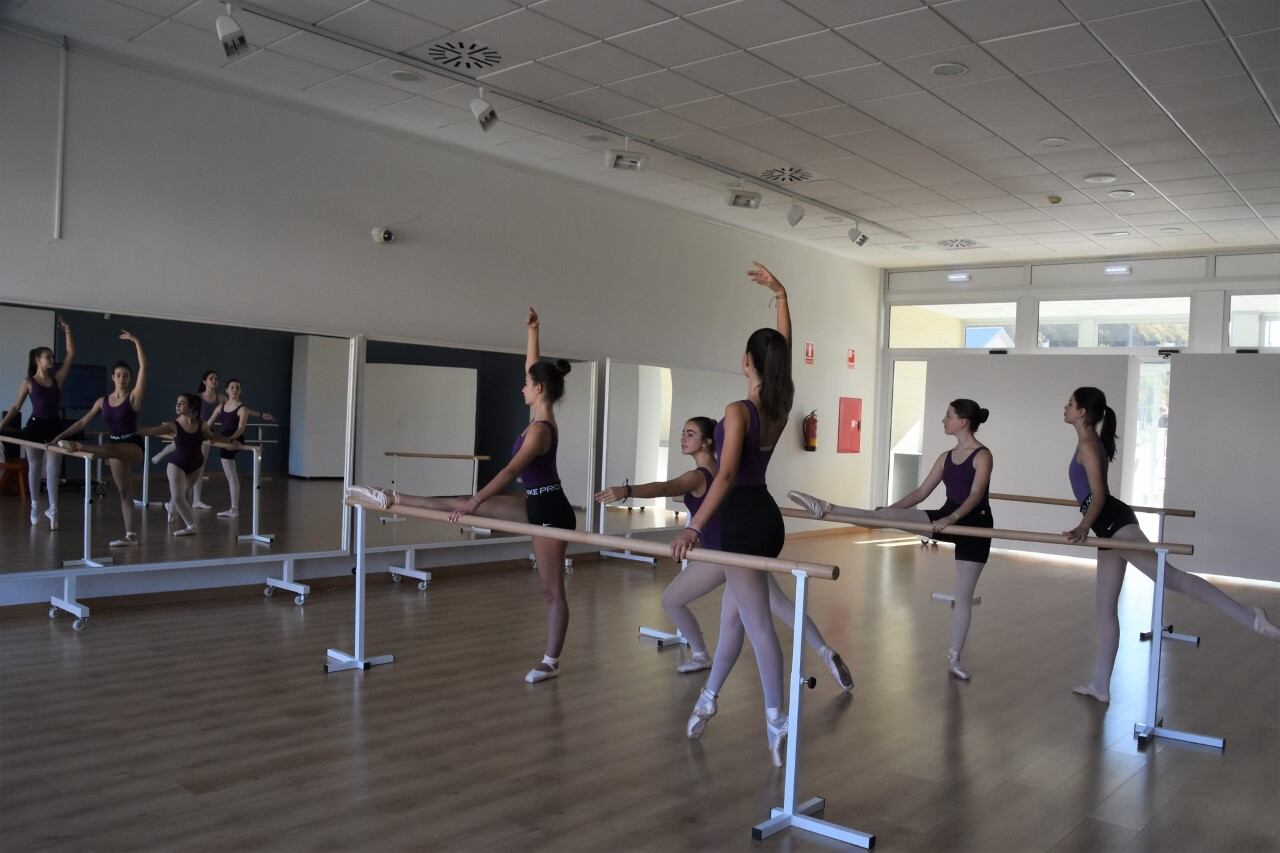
[287,335,349,478]
[1165,354,1280,582]
[555,363,594,510]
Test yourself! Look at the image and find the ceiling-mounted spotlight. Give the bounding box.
[215,3,247,57]
[786,204,805,227]
[470,87,497,132]
[848,223,868,246]
[605,136,648,171]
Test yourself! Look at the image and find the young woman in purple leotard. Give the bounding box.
[348,308,577,684]
[790,399,995,680]
[50,331,149,547]
[135,392,224,537]
[1064,386,1279,703]
[1,318,74,530]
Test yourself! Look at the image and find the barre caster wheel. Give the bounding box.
[417,580,429,591]
[73,617,88,631]
[263,585,275,597]
[48,606,59,620]
[564,559,573,574]
[390,573,402,583]
[294,594,307,606]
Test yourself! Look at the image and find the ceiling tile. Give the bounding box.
[994,173,1074,192]
[647,0,733,15]
[305,73,413,110]
[1114,210,1191,225]
[1184,207,1259,221]
[172,2,297,45]
[720,118,824,150]
[1134,157,1220,180]
[1211,151,1280,174]
[1086,114,1183,145]
[1123,40,1245,87]
[986,206,1054,222]
[270,31,381,71]
[1210,0,1280,36]
[934,0,1077,41]
[533,0,673,39]
[732,79,842,115]
[785,0,924,29]
[1033,147,1126,172]
[116,0,206,14]
[982,24,1110,74]
[1197,128,1280,156]
[1110,138,1202,163]
[23,0,160,40]
[352,59,456,94]
[227,49,339,89]
[538,41,661,85]
[974,101,1072,131]
[837,8,970,60]
[928,213,997,228]
[686,0,824,49]
[969,156,1052,179]
[656,128,747,155]
[932,136,1026,163]
[899,115,993,144]
[319,2,449,53]
[815,155,919,190]
[1103,197,1176,213]
[374,94,472,130]
[1024,60,1139,100]
[381,0,518,31]
[1174,102,1277,136]
[888,44,1010,90]
[1148,74,1265,112]
[1058,166,1145,188]
[1057,90,1166,124]
[855,91,960,125]
[1230,170,1280,189]
[462,9,596,62]
[934,180,1016,200]
[544,86,651,119]
[808,64,919,102]
[716,147,790,173]
[1061,0,1191,21]
[607,70,719,107]
[1151,175,1234,196]
[676,51,792,93]
[937,76,1047,114]
[784,105,884,136]
[1235,28,1280,70]
[478,62,593,100]
[1089,1,1221,55]
[607,18,735,67]
[131,20,237,68]
[666,95,771,127]
[750,30,877,78]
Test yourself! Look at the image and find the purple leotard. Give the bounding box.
[199,396,219,422]
[512,421,560,488]
[1068,452,1098,503]
[102,395,138,438]
[28,377,59,419]
[942,446,990,509]
[713,400,785,558]
[713,400,774,487]
[681,467,721,550]
[217,405,243,438]
[169,420,205,474]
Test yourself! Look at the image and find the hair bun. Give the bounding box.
[978,408,989,424]
[555,358,572,376]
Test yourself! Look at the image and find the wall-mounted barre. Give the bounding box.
[989,492,1195,518]
[337,494,867,848]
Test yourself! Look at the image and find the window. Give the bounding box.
[1228,293,1280,348]
[1037,297,1190,348]
[889,303,1016,348]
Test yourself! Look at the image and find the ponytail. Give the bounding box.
[1100,406,1117,462]
[745,327,793,425]
[1072,386,1118,461]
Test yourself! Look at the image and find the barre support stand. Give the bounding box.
[237,448,275,545]
[638,558,689,648]
[326,505,394,673]
[389,547,431,591]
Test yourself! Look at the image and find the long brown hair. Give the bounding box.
[745,327,793,425]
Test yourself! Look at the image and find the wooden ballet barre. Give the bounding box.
[989,492,1195,518]
[384,451,492,461]
[345,495,838,579]
[779,507,1193,556]
[0,434,95,459]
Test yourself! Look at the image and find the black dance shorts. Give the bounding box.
[21,416,62,444]
[719,484,785,558]
[524,482,576,530]
[219,442,240,461]
[109,433,145,451]
[1080,494,1139,538]
[926,500,994,563]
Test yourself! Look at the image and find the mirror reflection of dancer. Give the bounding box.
[136,393,227,537]
[349,308,576,684]
[1,318,74,530]
[209,379,261,519]
[596,417,853,690]
[50,332,148,547]
[790,399,995,680]
[669,262,796,767]
[1063,386,1279,703]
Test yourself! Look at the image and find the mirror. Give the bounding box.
[0,303,352,573]
[356,339,595,549]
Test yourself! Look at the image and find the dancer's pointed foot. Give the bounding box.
[767,714,788,768]
[820,646,854,691]
[109,532,139,547]
[947,649,971,681]
[687,687,717,739]
[346,485,392,510]
[676,651,712,674]
[787,490,831,519]
[1072,684,1110,703]
[524,655,559,683]
[1253,606,1280,643]
[57,440,82,453]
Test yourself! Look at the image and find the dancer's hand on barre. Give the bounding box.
[595,486,628,503]
[526,307,539,329]
[747,261,785,296]
[448,496,481,524]
[931,514,958,534]
[670,527,700,561]
[1064,524,1090,544]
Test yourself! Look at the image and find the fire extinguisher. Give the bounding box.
[802,410,818,452]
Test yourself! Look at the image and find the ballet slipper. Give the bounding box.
[947,649,971,681]
[346,485,392,510]
[524,655,559,683]
[1071,684,1110,703]
[173,525,197,537]
[217,508,239,519]
[57,440,82,452]
[676,651,712,674]
[787,490,831,519]
[1253,607,1280,643]
[766,714,788,768]
[44,508,58,530]
[687,687,717,739]
[109,532,138,547]
[191,500,213,510]
[820,646,854,691]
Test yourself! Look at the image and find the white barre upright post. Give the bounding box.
[326,505,394,673]
[133,435,162,509]
[63,455,112,569]
[1139,511,1199,646]
[468,456,490,535]
[753,570,874,848]
[1133,547,1223,750]
[237,448,274,544]
[637,558,689,648]
[380,453,405,524]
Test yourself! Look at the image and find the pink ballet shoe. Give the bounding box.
[346,485,392,510]
[1253,607,1280,643]
[1071,684,1110,703]
[787,490,831,519]
[767,714,788,768]
[947,649,971,681]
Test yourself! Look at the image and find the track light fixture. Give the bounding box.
[786,204,805,228]
[470,87,497,132]
[215,3,247,57]
[605,137,648,171]
[848,223,868,246]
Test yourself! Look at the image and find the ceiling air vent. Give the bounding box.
[938,238,983,250]
[760,166,813,183]
[426,42,502,70]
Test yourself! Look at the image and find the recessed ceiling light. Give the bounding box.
[931,61,969,77]
[1160,226,1184,233]
[823,215,843,222]
[584,133,611,142]
[1039,136,1070,148]
[390,69,422,82]
[1084,173,1118,184]
[1107,189,1136,199]
[1095,230,1131,237]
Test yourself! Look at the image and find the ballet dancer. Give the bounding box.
[136,393,224,536]
[790,399,995,680]
[1,317,74,530]
[348,308,576,684]
[596,417,852,689]
[49,331,148,547]
[209,379,273,519]
[669,261,795,767]
[1063,386,1280,702]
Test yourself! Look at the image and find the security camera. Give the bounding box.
[371,228,395,244]
[215,6,247,57]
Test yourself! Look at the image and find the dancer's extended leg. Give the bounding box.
[166,464,197,534]
[661,561,727,661]
[218,458,240,517]
[392,491,530,523]
[1074,548,1125,702]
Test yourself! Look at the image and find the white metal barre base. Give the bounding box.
[237,449,275,545]
[930,592,981,607]
[638,559,688,646]
[49,575,90,630]
[265,557,311,605]
[64,457,113,568]
[753,571,874,848]
[389,548,432,591]
[1139,624,1199,645]
[132,436,164,509]
[326,506,394,673]
[601,531,657,565]
[1132,548,1223,750]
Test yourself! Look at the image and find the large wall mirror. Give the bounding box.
[0,303,352,573]
[599,359,741,536]
[356,340,596,549]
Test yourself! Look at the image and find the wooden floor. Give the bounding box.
[1,532,1278,851]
